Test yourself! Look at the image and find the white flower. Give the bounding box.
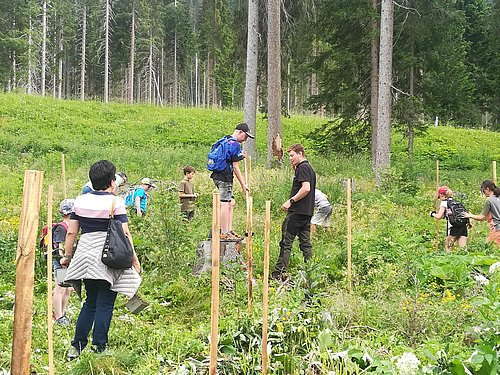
[363,352,373,364]
[332,350,348,361]
[473,274,489,285]
[395,352,421,375]
[489,262,500,274]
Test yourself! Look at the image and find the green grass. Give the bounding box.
[0,93,499,374]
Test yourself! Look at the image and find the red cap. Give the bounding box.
[437,186,450,195]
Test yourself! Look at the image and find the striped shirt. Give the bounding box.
[70,191,128,234]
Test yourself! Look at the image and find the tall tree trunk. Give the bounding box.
[267,0,282,168]
[129,0,135,104]
[374,0,394,184]
[243,0,259,160]
[370,0,379,163]
[58,30,63,99]
[28,16,33,94]
[41,0,47,96]
[80,1,86,100]
[195,52,199,107]
[173,0,178,106]
[104,0,110,102]
[148,32,153,105]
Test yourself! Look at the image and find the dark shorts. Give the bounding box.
[448,225,468,237]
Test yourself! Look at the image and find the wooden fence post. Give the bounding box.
[61,153,67,198]
[46,185,55,375]
[209,193,221,375]
[261,201,271,375]
[11,170,44,375]
[347,178,352,292]
[493,161,497,185]
[246,196,253,316]
[435,160,440,251]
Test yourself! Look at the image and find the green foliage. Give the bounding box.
[0,94,499,374]
[307,118,371,155]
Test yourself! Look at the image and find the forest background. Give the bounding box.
[0,0,499,128]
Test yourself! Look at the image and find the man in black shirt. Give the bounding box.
[272,144,316,280]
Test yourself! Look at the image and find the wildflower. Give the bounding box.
[489,262,500,274]
[395,352,421,375]
[441,289,456,303]
[473,273,489,286]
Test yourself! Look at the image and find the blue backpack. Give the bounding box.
[207,136,234,172]
[125,189,136,207]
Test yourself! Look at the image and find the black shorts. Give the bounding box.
[448,225,468,237]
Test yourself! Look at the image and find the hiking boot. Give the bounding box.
[66,346,81,361]
[55,316,70,326]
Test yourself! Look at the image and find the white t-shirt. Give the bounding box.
[314,189,331,209]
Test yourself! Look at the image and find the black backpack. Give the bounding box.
[446,199,470,226]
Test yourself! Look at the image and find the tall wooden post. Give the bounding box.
[435,160,439,251]
[11,170,44,374]
[493,161,497,185]
[246,196,253,316]
[46,185,55,375]
[61,153,67,198]
[346,179,352,292]
[261,201,271,375]
[209,193,221,375]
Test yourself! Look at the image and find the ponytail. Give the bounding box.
[481,179,500,197]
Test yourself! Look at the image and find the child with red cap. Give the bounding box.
[430,186,470,252]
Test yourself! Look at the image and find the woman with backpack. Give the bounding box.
[463,180,500,247]
[430,186,470,252]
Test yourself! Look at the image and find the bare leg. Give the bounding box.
[445,236,458,253]
[220,201,231,233]
[310,224,317,236]
[457,236,467,248]
[227,198,235,232]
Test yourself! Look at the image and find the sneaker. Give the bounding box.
[55,316,70,326]
[66,346,80,361]
[228,230,242,239]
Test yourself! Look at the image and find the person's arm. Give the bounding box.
[179,192,197,198]
[122,222,140,273]
[60,220,80,267]
[282,181,311,211]
[232,160,248,193]
[135,195,142,217]
[463,200,490,221]
[432,205,446,220]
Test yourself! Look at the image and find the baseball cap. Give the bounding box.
[59,199,75,216]
[115,174,124,187]
[235,123,255,139]
[141,178,152,185]
[437,186,450,195]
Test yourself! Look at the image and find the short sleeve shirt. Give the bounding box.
[210,136,244,182]
[481,196,500,230]
[71,192,128,234]
[289,160,316,216]
[179,178,195,211]
[133,187,148,213]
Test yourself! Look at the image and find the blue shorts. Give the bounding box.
[213,180,234,202]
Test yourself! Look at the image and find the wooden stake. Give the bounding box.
[261,201,271,375]
[493,161,497,185]
[11,170,44,375]
[209,193,221,375]
[435,160,439,251]
[61,153,67,198]
[46,185,55,375]
[246,196,253,316]
[346,179,352,292]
